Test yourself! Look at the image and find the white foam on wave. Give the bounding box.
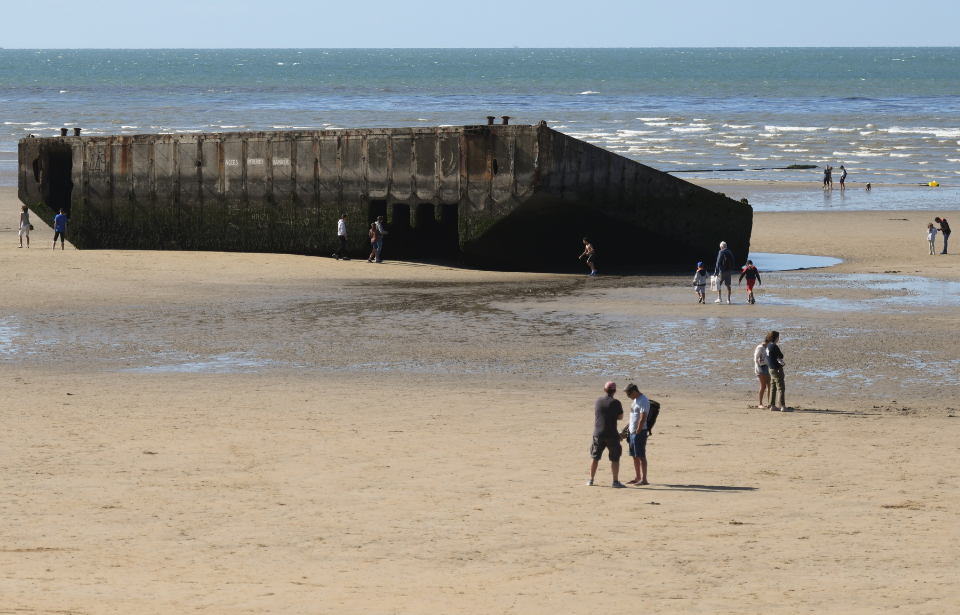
[688,123,711,127]
[671,127,711,133]
[782,148,809,152]
[645,122,683,126]
[765,126,822,132]
[890,153,915,157]
[885,126,960,138]
[617,130,656,136]
[121,125,138,129]
[637,117,669,121]
[723,124,754,129]
[5,121,48,125]
[579,91,600,95]
[714,142,743,147]
[860,131,875,135]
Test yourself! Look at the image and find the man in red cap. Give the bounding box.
[588,381,626,488]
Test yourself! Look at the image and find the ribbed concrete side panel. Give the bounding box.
[19,124,752,270]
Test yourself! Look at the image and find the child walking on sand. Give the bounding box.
[927,223,938,255]
[738,259,762,304]
[579,238,597,276]
[693,262,708,303]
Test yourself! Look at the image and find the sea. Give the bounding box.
[2,48,958,210]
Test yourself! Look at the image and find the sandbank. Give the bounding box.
[2,186,959,613]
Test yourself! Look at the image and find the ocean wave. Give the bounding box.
[616,130,656,136]
[5,121,48,125]
[723,124,754,129]
[121,125,138,129]
[715,142,743,147]
[885,126,960,138]
[579,91,600,95]
[688,123,711,127]
[765,126,822,132]
[828,127,857,132]
[671,127,711,133]
[645,122,683,126]
[637,117,669,121]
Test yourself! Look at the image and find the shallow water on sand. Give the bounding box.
[748,253,842,271]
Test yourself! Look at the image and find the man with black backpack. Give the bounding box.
[624,384,650,485]
[714,241,736,304]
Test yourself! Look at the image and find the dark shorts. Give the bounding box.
[54,231,65,242]
[629,430,648,458]
[719,271,732,286]
[590,436,621,462]
[586,253,595,263]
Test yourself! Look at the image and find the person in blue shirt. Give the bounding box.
[52,209,68,250]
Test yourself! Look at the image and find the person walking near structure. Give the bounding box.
[693,262,708,304]
[579,237,598,276]
[936,216,951,254]
[18,205,31,248]
[754,340,771,409]
[839,165,847,191]
[374,215,388,263]
[738,259,762,304]
[624,383,650,485]
[766,331,789,411]
[714,241,736,304]
[368,222,381,263]
[52,209,67,250]
[587,381,626,488]
[333,214,349,261]
[927,223,938,255]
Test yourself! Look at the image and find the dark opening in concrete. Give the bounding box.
[437,204,460,258]
[43,148,74,217]
[368,200,387,226]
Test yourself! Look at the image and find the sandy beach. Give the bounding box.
[2,185,959,613]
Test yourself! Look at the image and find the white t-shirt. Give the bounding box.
[629,395,650,433]
[337,219,347,237]
[753,343,767,375]
[927,227,938,241]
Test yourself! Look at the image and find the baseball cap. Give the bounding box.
[604,381,617,391]
[697,262,703,267]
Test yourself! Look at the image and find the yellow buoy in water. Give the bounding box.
[929,181,940,187]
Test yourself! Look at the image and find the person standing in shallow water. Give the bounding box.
[839,165,847,191]
[766,331,790,412]
[587,381,626,488]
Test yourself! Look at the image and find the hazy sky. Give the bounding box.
[4,0,960,48]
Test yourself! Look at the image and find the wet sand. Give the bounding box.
[2,186,960,613]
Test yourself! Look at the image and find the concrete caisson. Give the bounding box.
[19,122,752,270]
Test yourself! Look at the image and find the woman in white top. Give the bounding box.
[753,341,771,409]
[18,205,31,248]
[927,223,938,255]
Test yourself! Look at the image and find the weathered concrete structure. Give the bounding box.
[18,122,752,270]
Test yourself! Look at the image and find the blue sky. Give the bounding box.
[3,0,959,48]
